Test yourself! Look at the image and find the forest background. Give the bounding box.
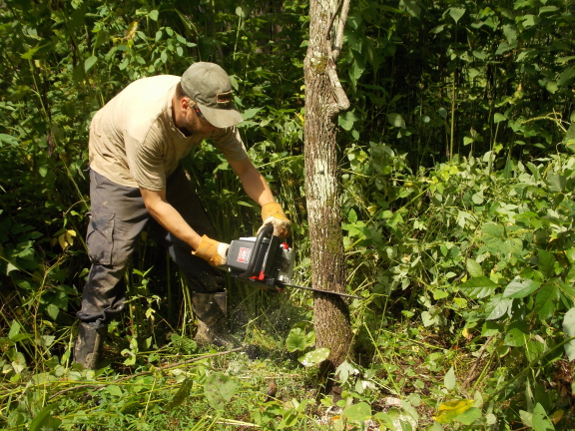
[2,0,575,429]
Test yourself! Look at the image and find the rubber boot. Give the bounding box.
[73,322,106,369]
[192,291,239,348]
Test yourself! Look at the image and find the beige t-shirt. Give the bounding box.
[89,75,247,191]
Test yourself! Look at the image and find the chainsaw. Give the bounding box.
[225,224,362,300]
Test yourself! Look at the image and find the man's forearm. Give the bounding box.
[230,158,275,206]
[141,189,202,250]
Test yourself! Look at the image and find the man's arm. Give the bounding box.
[228,157,275,205]
[140,188,202,250]
[229,157,291,238]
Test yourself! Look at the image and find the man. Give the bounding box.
[74,62,291,369]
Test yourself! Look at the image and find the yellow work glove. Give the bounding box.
[258,202,291,239]
[192,235,230,267]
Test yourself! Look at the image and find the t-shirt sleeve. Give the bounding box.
[125,122,167,191]
[211,127,248,161]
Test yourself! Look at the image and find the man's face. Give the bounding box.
[183,99,217,134]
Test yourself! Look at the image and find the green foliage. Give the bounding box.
[2,0,575,428]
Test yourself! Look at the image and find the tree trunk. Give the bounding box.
[304,0,353,376]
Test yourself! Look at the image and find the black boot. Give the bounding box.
[192,291,239,348]
[73,322,106,369]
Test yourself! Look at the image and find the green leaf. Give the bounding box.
[485,295,512,320]
[562,308,575,361]
[532,403,555,431]
[168,378,193,409]
[503,277,540,299]
[242,108,262,121]
[106,385,123,397]
[558,68,575,87]
[339,110,359,131]
[459,276,497,299]
[454,407,482,425]
[537,249,555,278]
[398,0,421,18]
[444,366,456,390]
[286,327,308,352]
[539,5,558,14]
[387,113,406,128]
[84,55,97,72]
[546,173,566,192]
[535,284,558,320]
[466,259,483,278]
[449,7,466,23]
[494,113,507,123]
[298,347,330,367]
[8,321,21,341]
[148,9,159,21]
[434,399,474,424]
[0,134,19,147]
[204,373,238,411]
[343,402,372,422]
[30,404,60,431]
[504,327,527,347]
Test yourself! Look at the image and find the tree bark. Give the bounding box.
[304,0,353,376]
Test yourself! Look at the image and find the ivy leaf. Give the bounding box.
[503,277,540,299]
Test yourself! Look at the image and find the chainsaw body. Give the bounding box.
[226,224,294,290]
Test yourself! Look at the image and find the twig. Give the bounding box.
[49,347,242,400]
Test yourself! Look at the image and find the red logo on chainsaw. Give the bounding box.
[237,247,251,263]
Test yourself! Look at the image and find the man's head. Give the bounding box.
[180,62,243,129]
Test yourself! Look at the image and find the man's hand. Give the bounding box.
[258,202,291,239]
[192,235,230,266]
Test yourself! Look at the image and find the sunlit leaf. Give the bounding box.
[449,7,466,23]
[444,366,456,390]
[298,347,330,367]
[532,403,555,431]
[466,259,483,278]
[343,402,372,422]
[562,308,575,361]
[434,399,474,424]
[459,276,497,299]
[503,277,540,299]
[387,113,406,128]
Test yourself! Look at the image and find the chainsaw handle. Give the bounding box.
[238,223,273,279]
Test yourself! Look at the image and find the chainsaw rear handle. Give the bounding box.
[238,223,274,279]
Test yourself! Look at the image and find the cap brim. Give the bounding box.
[198,103,243,129]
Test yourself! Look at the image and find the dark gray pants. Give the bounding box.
[76,166,223,328]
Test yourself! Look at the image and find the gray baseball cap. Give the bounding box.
[181,62,243,129]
